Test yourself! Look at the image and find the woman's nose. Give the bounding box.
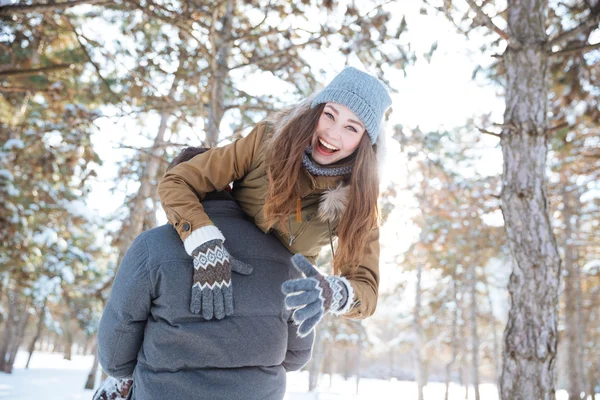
[327,126,342,140]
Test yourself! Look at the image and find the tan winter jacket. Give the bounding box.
[158,122,380,319]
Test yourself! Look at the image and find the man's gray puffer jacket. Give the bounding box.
[97,199,314,400]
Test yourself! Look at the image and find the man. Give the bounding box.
[95,149,314,400]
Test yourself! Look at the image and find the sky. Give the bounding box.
[85,2,506,294]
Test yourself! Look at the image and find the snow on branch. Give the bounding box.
[549,13,600,47]
[550,41,600,57]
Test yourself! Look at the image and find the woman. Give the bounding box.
[158,66,392,336]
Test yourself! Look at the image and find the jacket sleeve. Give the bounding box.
[158,122,268,247]
[283,321,314,372]
[341,227,380,320]
[97,235,152,378]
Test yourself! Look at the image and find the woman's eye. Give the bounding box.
[347,126,358,133]
[324,112,334,120]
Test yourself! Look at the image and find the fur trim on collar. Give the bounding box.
[318,183,350,223]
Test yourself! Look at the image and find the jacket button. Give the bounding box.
[182,222,191,232]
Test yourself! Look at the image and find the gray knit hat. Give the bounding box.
[311,67,392,144]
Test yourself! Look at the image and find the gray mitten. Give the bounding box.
[281,254,354,337]
[191,239,253,319]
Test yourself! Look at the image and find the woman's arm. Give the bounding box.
[341,227,380,320]
[97,235,152,378]
[158,122,268,255]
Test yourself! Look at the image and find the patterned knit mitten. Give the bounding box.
[190,239,253,319]
[281,254,354,337]
[92,376,133,400]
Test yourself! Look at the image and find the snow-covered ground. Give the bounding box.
[0,350,572,399]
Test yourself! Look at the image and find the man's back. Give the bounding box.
[98,200,314,400]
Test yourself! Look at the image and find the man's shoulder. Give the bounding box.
[136,224,190,267]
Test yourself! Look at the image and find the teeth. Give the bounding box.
[318,138,339,151]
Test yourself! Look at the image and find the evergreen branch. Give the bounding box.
[549,13,600,46]
[464,0,509,40]
[0,0,111,16]
[0,63,74,78]
[550,41,600,57]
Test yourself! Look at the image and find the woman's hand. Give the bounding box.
[190,240,253,319]
[281,254,351,337]
[92,376,133,400]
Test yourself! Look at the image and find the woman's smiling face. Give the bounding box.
[310,103,366,165]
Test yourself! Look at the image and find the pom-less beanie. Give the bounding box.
[311,67,392,144]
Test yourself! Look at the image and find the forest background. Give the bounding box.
[1,0,599,399]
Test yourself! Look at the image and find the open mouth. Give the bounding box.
[316,137,340,155]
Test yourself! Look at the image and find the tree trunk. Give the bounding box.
[414,263,425,400]
[342,346,349,380]
[355,340,361,395]
[562,182,583,400]
[444,276,458,400]
[25,301,47,369]
[204,0,235,146]
[485,277,500,382]
[470,264,480,400]
[461,323,469,400]
[0,291,16,371]
[113,59,185,275]
[445,278,459,400]
[308,327,324,392]
[63,316,73,361]
[5,306,31,373]
[84,337,99,390]
[390,347,395,380]
[574,195,585,400]
[588,366,596,400]
[498,1,562,399]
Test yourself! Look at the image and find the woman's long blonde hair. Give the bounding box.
[264,101,380,275]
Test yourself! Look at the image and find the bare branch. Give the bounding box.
[230,34,327,71]
[0,63,74,78]
[115,144,172,163]
[465,0,510,40]
[548,121,570,133]
[0,0,111,17]
[123,0,211,54]
[550,41,600,57]
[0,86,50,93]
[478,127,502,138]
[493,122,516,130]
[549,14,600,46]
[62,16,119,101]
[232,1,271,42]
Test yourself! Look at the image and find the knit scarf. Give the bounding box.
[302,146,353,177]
